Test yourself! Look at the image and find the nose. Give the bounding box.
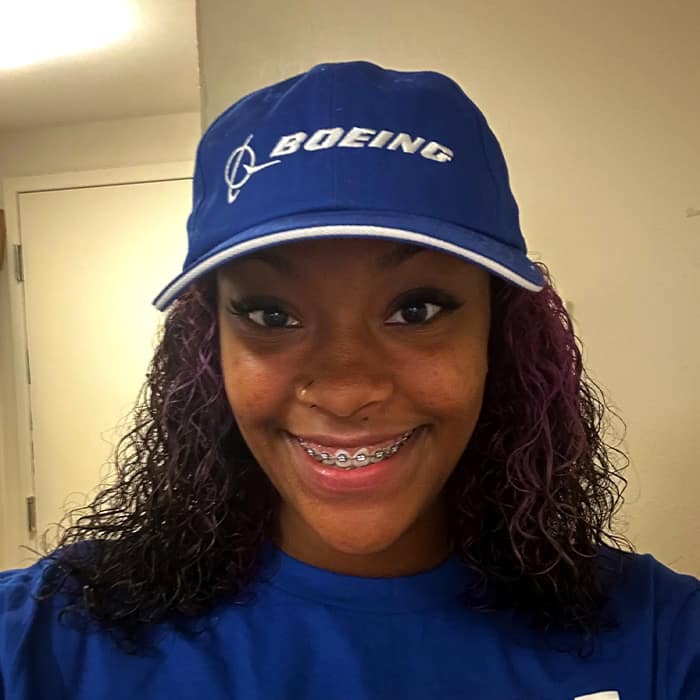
[297,331,393,418]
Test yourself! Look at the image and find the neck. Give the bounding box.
[274,498,452,577]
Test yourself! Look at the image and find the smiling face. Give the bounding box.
[216,237,491,576]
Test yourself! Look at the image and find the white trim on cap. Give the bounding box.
[153,225,544,310]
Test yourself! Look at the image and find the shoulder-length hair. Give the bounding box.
[35,261,632,655]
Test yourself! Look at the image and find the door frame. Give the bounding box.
[1,161,193,569]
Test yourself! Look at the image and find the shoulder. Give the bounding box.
[0,556,54,624]
[606,543,697,577]
[0,551,91,697]
[0,541,102,633]
[0,558,55,689]
[601,546,700,606]
[599,545,699,619]
[601,546,700,695]
[0,541,94,613]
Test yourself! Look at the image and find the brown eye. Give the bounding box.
[227,300,301,329]
[386,302,442,325]
[386,289,462,326]
[248,309,300,328]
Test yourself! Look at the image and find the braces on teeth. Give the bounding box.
[296,429,416,470]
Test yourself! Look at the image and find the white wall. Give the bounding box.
[0,113,200,566]
[196,0,700,574]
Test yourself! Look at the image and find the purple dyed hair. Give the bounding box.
[35,260,632,655]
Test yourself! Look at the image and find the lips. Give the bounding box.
[288,426,424,495]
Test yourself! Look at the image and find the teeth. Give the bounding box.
[370,450,385,464]
[296,429,416,469]
[352,452,369,467]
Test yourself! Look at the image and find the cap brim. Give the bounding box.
[152,212,545,311]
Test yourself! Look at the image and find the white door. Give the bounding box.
[18,178,190,553]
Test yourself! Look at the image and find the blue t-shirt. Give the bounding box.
[1,543,698,699]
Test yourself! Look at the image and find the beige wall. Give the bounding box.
[196,0,700,574]
[0,113,200,566]
[0,112,200,207]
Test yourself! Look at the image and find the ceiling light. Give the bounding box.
[0,0,137,70]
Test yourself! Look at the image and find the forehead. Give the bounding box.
[217,238,464,279]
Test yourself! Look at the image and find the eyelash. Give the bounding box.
[226,290,462,330]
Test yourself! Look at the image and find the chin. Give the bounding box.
[305,499,419,554]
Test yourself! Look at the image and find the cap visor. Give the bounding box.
[152,212,545,311]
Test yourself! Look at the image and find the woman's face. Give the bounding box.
[216,238,491,576]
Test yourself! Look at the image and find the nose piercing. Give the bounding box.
[299,380,315,407]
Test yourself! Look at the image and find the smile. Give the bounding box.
[294,429,417,470]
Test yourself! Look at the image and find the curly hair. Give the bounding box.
[33,260,632,656]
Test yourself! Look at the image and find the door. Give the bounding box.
[18,178,190,551]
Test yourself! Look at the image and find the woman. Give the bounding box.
[1,60,698,699]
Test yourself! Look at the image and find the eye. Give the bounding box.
[386,301,443,325]
[227,288,462,330]
[227,300,301,329]
[386,289,462,326]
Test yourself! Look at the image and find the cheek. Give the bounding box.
[403,342,488,418]
[219,335,294,425]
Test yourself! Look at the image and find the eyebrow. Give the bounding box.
[238,242,428,275]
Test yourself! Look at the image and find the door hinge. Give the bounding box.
[13,244,24,282]
[26,496,37,536]
[25,347,31,385]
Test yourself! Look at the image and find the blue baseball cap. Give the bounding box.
[153,60,545,311]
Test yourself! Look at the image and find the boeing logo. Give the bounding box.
[223,126,454,205]
[224,134,281,204]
